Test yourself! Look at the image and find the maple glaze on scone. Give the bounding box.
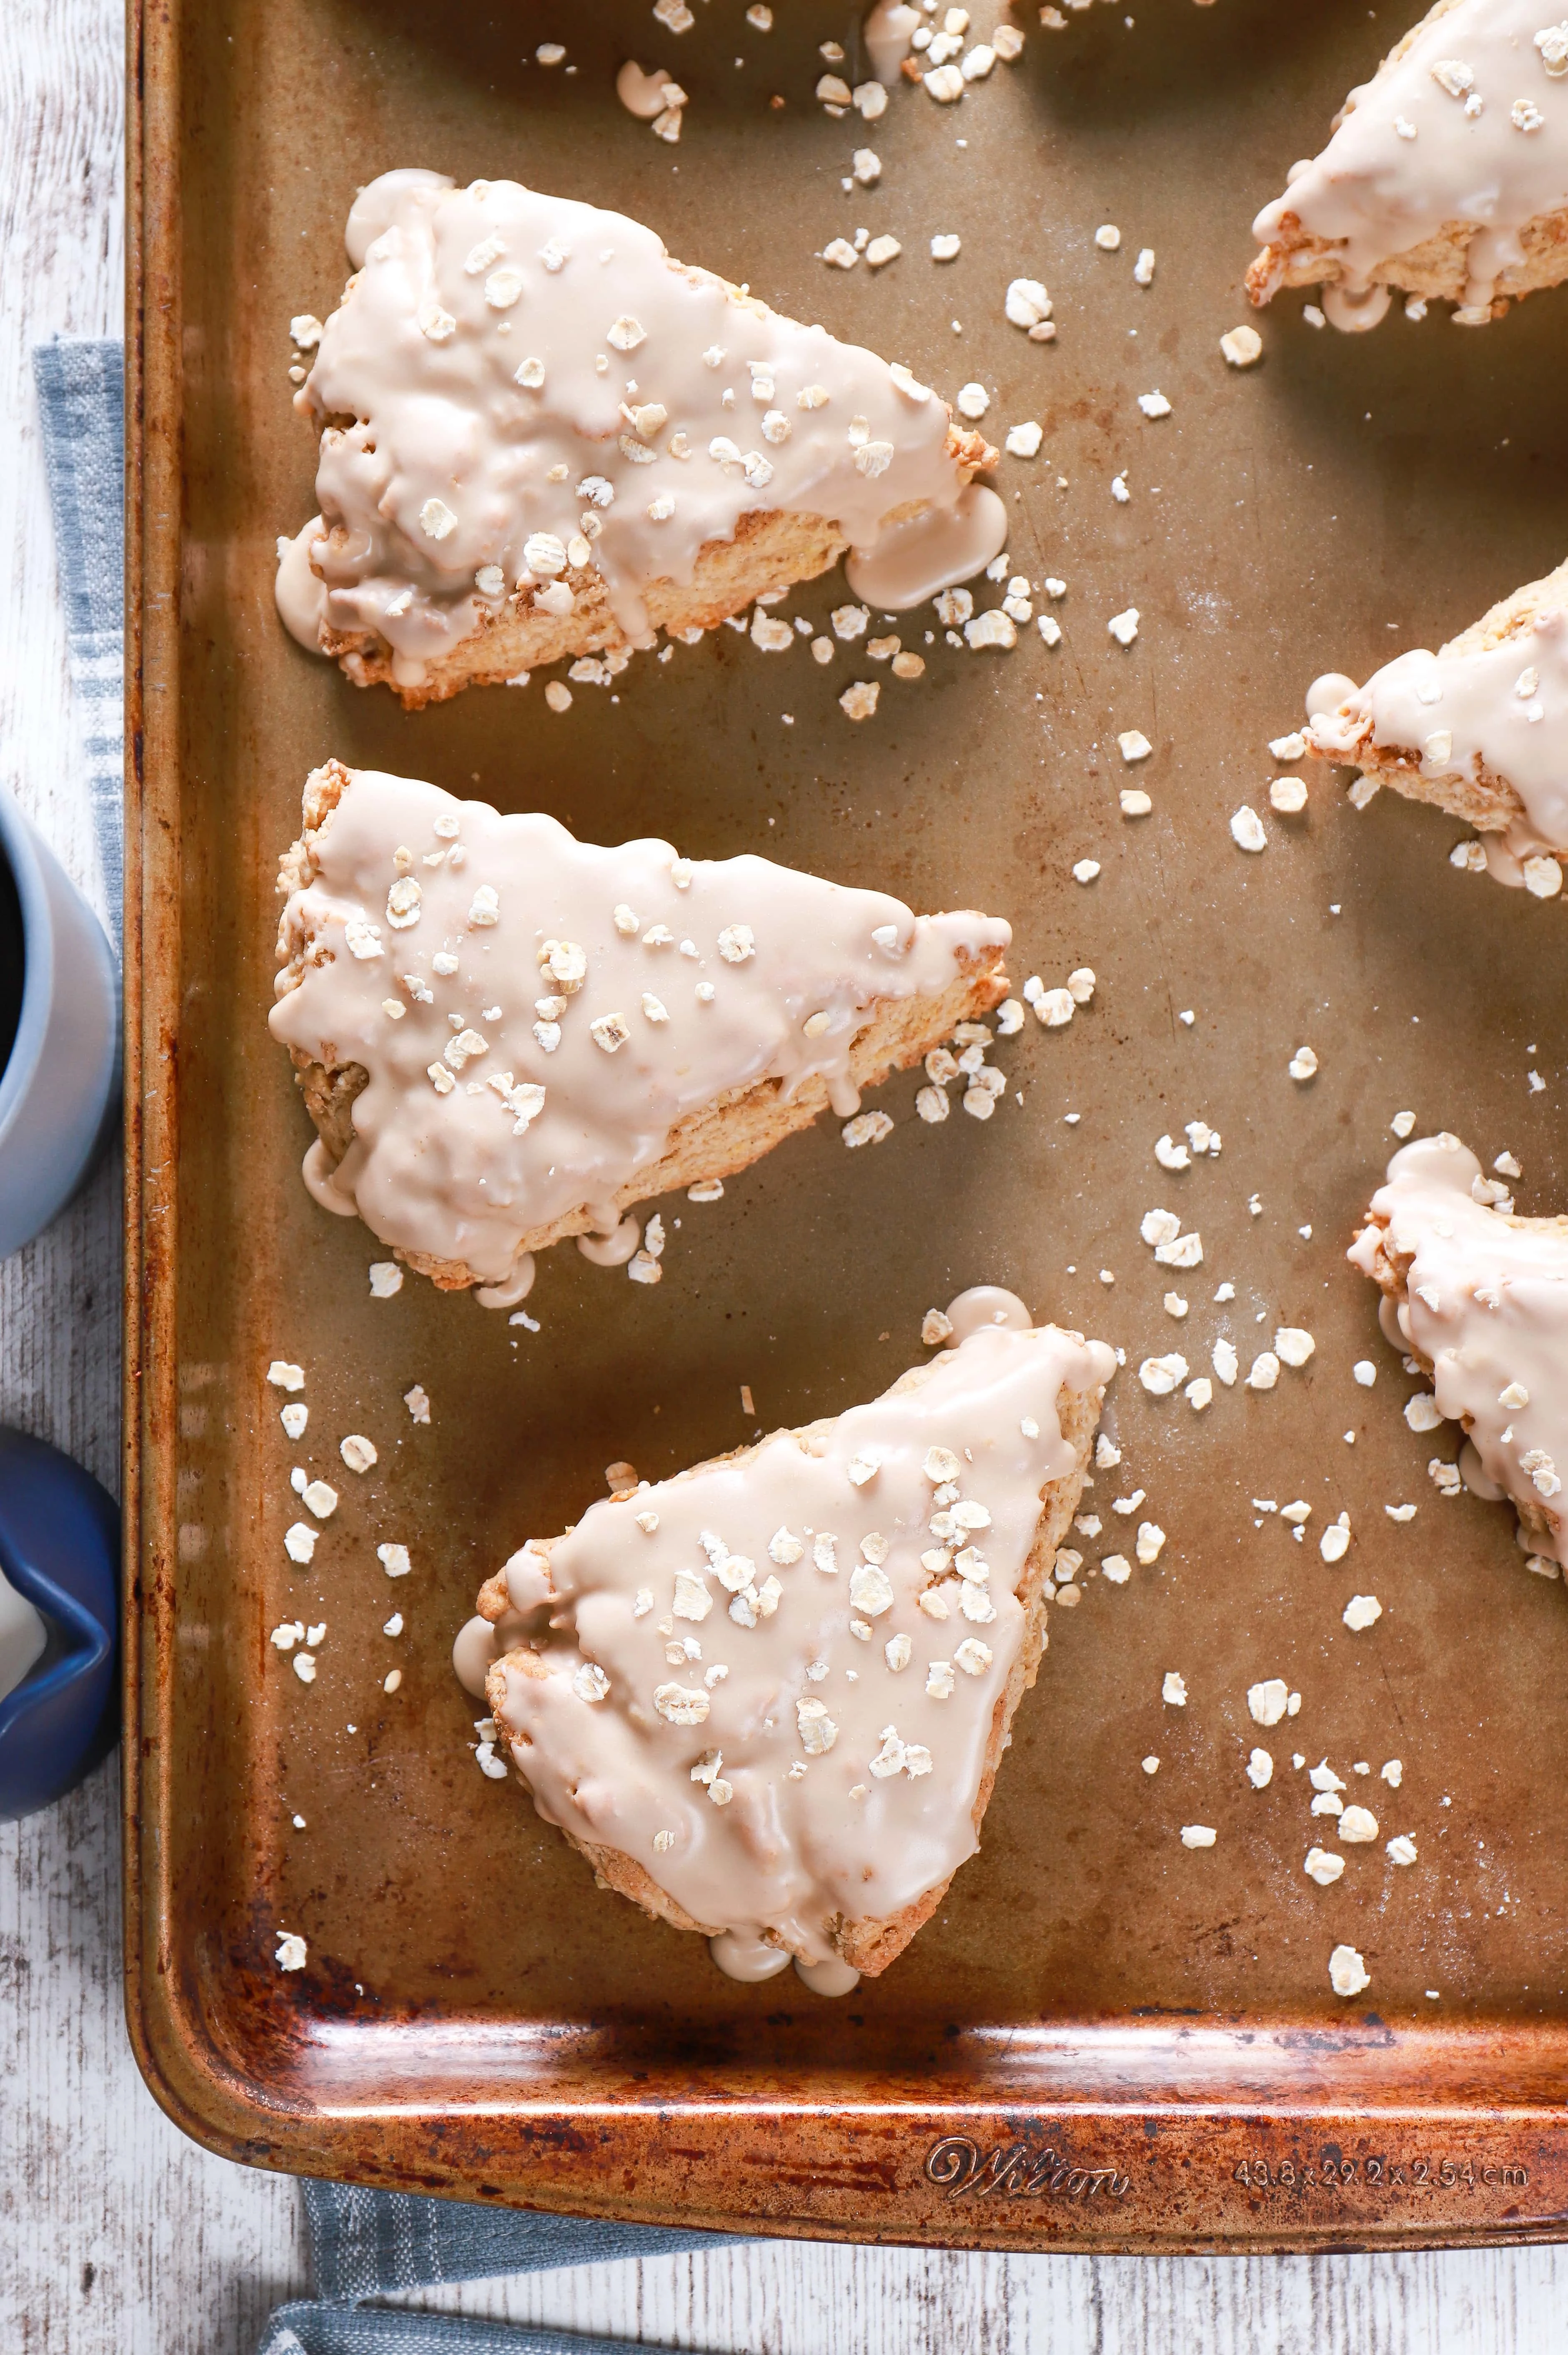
[276,170,1005,702]
[463,1320,1115,1977]
[1305,555,1568,890]
[1351,1133,1568,1566]
[1250,0,1568,328]
[269,763,1011,1300]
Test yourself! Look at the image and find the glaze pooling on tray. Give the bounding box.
[1350,1132,1568,1565]
[270,764,1010,1286]
[1308,602,1568,848]
[277,168,1005,690]
[481,1322,1115,1970]
[1250,0,1568,325]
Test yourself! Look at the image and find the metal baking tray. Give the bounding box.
[126,0,1568,2249]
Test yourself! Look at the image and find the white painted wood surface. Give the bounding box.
[0,5,308,2350]
[0,1,1565,2347]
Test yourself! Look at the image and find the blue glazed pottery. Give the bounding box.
[0,1426,118,1820]
[0,788,119,1261]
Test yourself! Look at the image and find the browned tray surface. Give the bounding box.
[126,0,1568,2250]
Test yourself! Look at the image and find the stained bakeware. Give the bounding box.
[126,0,1568,2247]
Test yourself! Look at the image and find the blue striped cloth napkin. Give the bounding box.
[33,338,125,954]
[256,2184,740,2354]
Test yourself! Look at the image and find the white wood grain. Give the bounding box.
[0,5,306,2352]
[402,2238,1568,2354]
[0,1,1562,2348]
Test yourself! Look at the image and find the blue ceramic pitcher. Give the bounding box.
[0,1426,118,1819]
[0,787,118,1257]
[0,786,120,1813]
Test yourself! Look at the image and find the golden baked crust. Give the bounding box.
[313,426,995,710]
[1248,202,1568,317]
[277,759,1009,1293]
[482,1373,1102,1975]
[1303,556,1568,835]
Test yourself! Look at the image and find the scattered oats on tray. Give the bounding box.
[275,171,1007,706]
[615,60,688,143]
[246,0,1549,2037]
[1329,1943,1370,1999]
[451,1310,1115,1992]
[1219,325,1263,369]
[271,762,1010,1310]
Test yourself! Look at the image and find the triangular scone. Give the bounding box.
[275,169,1003,707]
[463,1319,1116,1978]
[1303,557,1568,896]
[1350,1132,1568,1569]
[271,762,1012,1303]
[1248,1,1568,330]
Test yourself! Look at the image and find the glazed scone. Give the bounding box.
[276,169,1005,707]
[270,762,1012,1306]
[1302,556,1568,895]
[1349,1132,1568,1569]
[1248,0,1568,330]
[456,1313,1117,1983]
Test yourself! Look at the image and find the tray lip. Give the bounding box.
[120,0,165,2146]
[118,0,1568,2252]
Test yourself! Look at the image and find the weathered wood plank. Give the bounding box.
[402,2239,1568,2355]
[0,5,306,2351]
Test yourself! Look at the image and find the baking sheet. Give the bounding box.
[126,0,1568,2248]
